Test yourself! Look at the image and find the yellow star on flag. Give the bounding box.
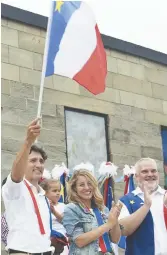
[55,1,64,12]
[130,200,135,204]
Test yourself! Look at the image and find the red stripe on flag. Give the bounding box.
[104,179,109,205]
[99,236,107,252]
[164,192,167,230]
[124,176,129,195]
[164,165,167,174]
[73,25,107,95]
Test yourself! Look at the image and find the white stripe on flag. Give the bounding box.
[54,2,97,77]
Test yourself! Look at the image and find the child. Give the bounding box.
[40,179,68,255]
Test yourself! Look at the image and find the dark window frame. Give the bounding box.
[64,106,110,168]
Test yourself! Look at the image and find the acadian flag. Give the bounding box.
[161,127,167,188]
[98,162,119,255]
[98,162,118,210]
[59,172,67,203]
[122,165,135,195]
[45,1,107,95]
[103,177,113,210]
[118,165,135,250]
[124,174,135,195]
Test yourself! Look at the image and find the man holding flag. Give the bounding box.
[2,119,53,254]
[118,158,167,255]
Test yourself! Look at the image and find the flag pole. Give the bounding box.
[37,1,55,118]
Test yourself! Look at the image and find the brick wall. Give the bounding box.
[1,18,167,198]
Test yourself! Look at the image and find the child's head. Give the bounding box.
[40,179,61,204]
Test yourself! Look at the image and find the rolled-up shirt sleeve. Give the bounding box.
[118,201,130,220]
[62,204,84,242]
[2,174,23,201]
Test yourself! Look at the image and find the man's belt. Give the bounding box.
[8,249,52,255]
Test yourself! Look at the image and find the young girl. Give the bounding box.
[40,179,68,255]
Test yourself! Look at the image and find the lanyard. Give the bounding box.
[93,207,113,253]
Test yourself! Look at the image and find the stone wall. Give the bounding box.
[1,18,167,198]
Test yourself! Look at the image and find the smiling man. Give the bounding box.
[2,119,52,255]
[118,158,167,255]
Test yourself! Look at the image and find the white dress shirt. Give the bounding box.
[2,175,51,253]
[119,186,167,255]
[52,203,69,255]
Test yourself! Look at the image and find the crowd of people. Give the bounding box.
[1,118,167,255]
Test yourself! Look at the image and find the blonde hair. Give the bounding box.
[67,170,104,210]
[135,158,157,174]
[40,179,61,192]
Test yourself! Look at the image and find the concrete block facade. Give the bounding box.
[1,17,167,201]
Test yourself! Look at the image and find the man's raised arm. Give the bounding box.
[11,118,40,182]
[119,183,152,236]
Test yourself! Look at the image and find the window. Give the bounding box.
[65,108,109,174]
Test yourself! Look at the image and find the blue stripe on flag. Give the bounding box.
[161,128,167,186]
[106,177,113,210]
[45,1,81,76]
[129,175,135,192]
[119,236,126,249]
[51,229,65,238]
[161,128,167,164]
[59,173,66,202]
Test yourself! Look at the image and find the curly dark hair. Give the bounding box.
[30,145,47,161]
